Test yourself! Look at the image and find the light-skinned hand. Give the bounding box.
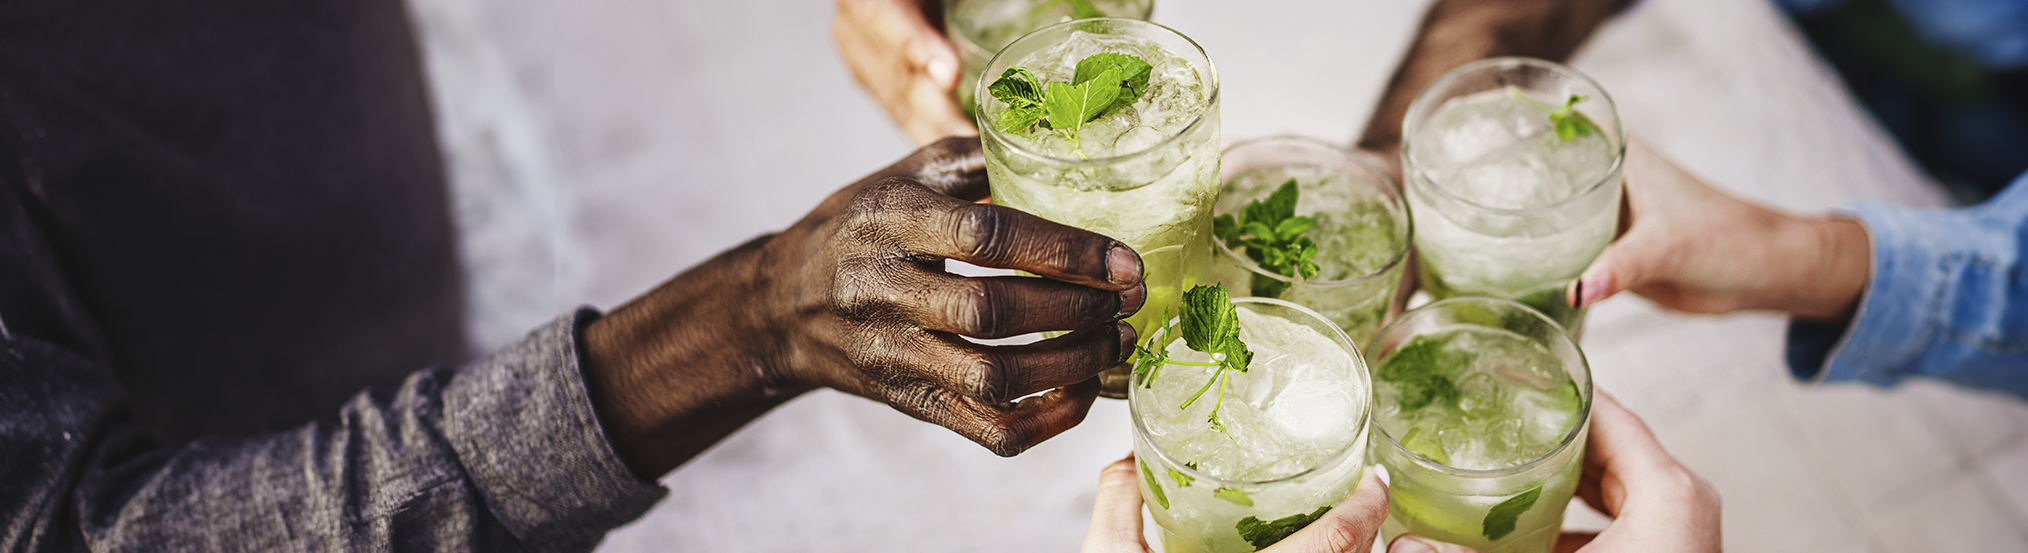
[1386,393,1722,553]
[1565,139,1870,321]
[1082,454,1391,553]
[832,0,978,145]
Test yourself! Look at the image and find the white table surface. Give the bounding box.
[405,0,2028,551]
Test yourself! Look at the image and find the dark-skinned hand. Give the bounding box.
[581,137,1146,479]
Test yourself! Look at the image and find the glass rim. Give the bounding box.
[1214,135,1413,288]
[1129,296,1372,488]
[1400,56,1627,216]
[1367,296,1595,478]
[974,17,1221,169]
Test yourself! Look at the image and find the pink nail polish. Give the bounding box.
[1577,273,1610,308]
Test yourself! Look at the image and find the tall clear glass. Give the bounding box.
[947,0,1155,120]
[977,18,1220,397]
[1131,297,1372,553]
[1211,136,1412,349]
[1401,57,1625,336]
[1367,297,1594,553]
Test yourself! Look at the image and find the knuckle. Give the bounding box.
[963,352,1008,403]
[951,204,1013,261]
[831,256,903,322]
[951,278,1006,338]
[1309,514,1368,553]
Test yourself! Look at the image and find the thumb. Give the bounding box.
[1268,466,1390,553]
[1567,226,1671,310]
[1082,454,1150,553]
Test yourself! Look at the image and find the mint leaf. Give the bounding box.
[988,67,1045,107]
[1073,53,1152,110]
[1214,487,1254,507]
[1043,68,1121,138]
[1168,467,1194,488]
[1180,284,1239,355]
[995,105,1046,134]
[1395,374,1459,411]
[1213,179,1323,297]
[1141,458,1170,510]
[1482,485,1542,541]
[1506,87,1600,144]
[1378,337,1467,382]
[1236,506,1332,551]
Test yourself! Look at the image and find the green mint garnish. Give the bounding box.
[1482,485,1542,540]
[1507,87,1601,143]
[1131,285,1251,432]
[1141,458,1170,510]
[988,53,1152,153]
[1212,179,1321,297]
[1236,506,1331,551]
[1379,337,1468,412]
[1176,285,1253,430]
[1168,467,1195,488]
[1213,487,1254,507]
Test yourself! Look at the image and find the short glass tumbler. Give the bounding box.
[1400,57,1625,336]
[977,17,1221,398]
[1211,136,1411,349]
[1131,297,1372,553]
[1367,297,1594,553]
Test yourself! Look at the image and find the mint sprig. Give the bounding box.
[1507,86,1602,143]
[1237,506,1332,551]
[988,53,1152,152]
[1130,284,1253,432]
[1213,179,1321,298]
[1482,485,1542,540]
[1140,458,1171,510]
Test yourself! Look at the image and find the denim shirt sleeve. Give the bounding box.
[0,309,667,551]
[1786,172,2028,399]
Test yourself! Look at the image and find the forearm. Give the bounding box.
[580,234,812,480]
[3,316,664,551]
[1356,0,1631,155]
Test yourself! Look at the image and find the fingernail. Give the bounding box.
[1389,536,1438,553]
[926,57,957,85]
[1107,245,1143,286]
[1573,273,1610,309]
[1117,283,1147,319]
[1117,322,1139,363]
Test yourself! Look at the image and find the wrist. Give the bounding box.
[1776,216,1871,321]
[580,233,809,477]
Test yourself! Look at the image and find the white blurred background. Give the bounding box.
[402,0,2028,551]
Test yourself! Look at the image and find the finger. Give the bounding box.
[902,270,1146,339]
[1551,532,1598,553]
[902,136,989,200]
[910,322,1132,404]
[1082,454,1151,553]
[1270,466,1389,553]
[1386,535,1484,553]
[1565,226,1670,310]
[850,176,1142,289]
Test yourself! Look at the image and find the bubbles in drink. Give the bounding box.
[1374,327,1581,471]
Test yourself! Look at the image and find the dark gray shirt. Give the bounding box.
[1,313,668,551]
[0,2,668,549]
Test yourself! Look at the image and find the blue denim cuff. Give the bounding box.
[1795,203,1951,387]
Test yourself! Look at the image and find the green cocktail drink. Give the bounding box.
[947,0,1154,119]
[1367,297,1593,553]
[1131,290,1371,553]
[1210,136,1411,349]
[1401,57,1624,336]
[977,18,1219,397]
